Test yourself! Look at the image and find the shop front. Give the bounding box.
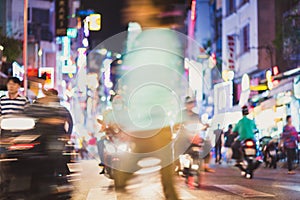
[253,76,299,139]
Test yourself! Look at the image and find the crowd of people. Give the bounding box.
[0,76,298,177]
[211,106,299,175]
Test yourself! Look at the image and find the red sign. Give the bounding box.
[28,68,38,77]
[227,35,235,70]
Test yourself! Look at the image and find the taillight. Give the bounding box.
[8,144,35,150]
[245,141,254,147]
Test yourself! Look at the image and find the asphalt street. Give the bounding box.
[70,160,300,200]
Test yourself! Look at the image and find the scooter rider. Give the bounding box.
[232,105,257,165]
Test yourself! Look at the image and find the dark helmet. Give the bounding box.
[185,96,195,104]
[242,105,249,116]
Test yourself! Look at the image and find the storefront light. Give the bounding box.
[82,38,89,47]
[116,53,122,59]
[84,16,90,37]
[38,49,42,57]
[227,70,235,81]
[88,14,101,31]
[98,48,107,55]
[241,74,250,91]
[105,81,113,88]
[109,90,115,95]
[67,28,77,38]
[262,90,269,98]
[101,96,106,101]
[267,81,273,90]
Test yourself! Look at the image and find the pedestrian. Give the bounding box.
[25,88,73,135]
[87,133,97,158]
[79,136,88,160]
[224,124,237,164]
[280,115,298,174]
[24,88,74,176]
[214,124,223,164]
[96,116,107,174]
[0,77,29,193]
[0,77,29,117]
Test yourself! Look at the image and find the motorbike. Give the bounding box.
[264,140,278,169]
[259,137,278,168]
[237,139,262,179]
[178,144,203,189]
[0,116,74,199]
[98,133,131,180]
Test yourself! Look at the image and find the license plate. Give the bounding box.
[269,150,276,156]
[245,148,256,155]
[191,164,199,170]
[192,147,201,152]
[183,159,191,168]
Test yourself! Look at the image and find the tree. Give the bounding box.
[0,29,22,63]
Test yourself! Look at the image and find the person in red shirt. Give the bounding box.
[87,133,97,158]
[281,115,299,174]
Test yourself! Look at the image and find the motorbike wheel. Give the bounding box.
[271,156,277,169]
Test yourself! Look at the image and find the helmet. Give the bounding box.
[185,96,195,104]
[242,105,249,116]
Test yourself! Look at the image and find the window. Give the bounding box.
[240,24,250,54]
[32,8,49,24]
[239,0,249,8]
[28,8,53,41]
[226,0,236,16]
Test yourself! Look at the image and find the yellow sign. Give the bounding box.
[89,14,101,31]
[250,85,268,91]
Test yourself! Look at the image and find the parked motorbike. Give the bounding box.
[237,139,262,179]
[0,116,73,199]
[264,140,278,169]
[259,137,279,168]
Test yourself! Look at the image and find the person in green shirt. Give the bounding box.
[232,105,257,165]
[233,106,257,141]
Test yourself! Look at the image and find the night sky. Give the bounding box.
[81,0,127,48]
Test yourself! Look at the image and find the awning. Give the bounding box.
[260,98,276,109]
[269,77,294,97]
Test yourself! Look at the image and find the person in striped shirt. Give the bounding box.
[0,77,29,117]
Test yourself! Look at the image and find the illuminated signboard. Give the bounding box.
[67,28,77,38]
[39,67,54,89]
[89,14,101,31]
[56,0,69,36]
[12,62,24,81]
[62,64,77,74]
